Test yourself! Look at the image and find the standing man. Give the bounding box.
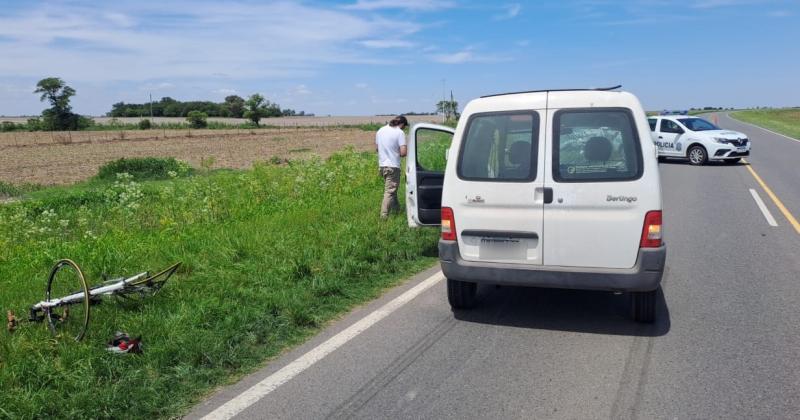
[376,115,409,218]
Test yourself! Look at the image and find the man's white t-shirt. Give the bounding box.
[375,125,407,168]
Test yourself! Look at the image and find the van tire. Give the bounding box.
[447,278,477,309]
[630,288,657,323]
[687,145,707,165]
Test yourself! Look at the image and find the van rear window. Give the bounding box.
[457,112,539,182]
[553,109,643,182]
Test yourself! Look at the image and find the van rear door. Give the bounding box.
[406,123,455,227]
[542,98,655,269]
[450,111,546,265]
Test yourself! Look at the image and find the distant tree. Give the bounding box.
[35,77,82,130]
[436,90,459,121]
[436,99,458,120]
[244,94,269,126]
[186,111,208,128]
[138,119,152,130]
[104,95,303,121]
[224,95,246,118]
[1,121,18,132]
[26,118,43,131]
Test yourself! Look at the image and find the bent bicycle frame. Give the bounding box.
[8,260,181,341]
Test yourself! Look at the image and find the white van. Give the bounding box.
[406,88,666,322]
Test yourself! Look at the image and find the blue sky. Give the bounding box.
[0,0,798,116]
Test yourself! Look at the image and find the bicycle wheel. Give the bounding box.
[45,259,90,341]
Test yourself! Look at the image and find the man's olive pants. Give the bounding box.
[379,166,400,218]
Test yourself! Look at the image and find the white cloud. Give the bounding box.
[690,0,764,8]
[434,50,473,64]
[139,82,175,91]
[355,83,368,89]
[431,47,509,64]
[767,10,792,17]
[516,39,530,47]
[494,3,522,20]
[291,84,312,96]
[0,1,418,82]
[104,12,135,28]
[342,0,456,11]
[213,88,238,95]
[360,39,415,48]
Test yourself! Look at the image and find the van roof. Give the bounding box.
[480,85,622,98]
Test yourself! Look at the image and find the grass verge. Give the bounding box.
[731,108,800,139]
[0,149,439,418]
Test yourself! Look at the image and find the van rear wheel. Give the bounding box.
[630,288,657,323]
[447,278,477,310]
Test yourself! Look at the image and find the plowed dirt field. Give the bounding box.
[0,128,376,185]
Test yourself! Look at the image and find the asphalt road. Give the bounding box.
[189,115,800,419]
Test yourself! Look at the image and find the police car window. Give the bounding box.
[677,118,718,131]
[457,112,539,182]
[660,120,681,133]
[553,109,643,182]
[648,118,657,131]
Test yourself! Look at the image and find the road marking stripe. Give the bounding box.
[749,189,778,227]
[743,159,800,234]
[201,271,445,420]
[726,113,800,144]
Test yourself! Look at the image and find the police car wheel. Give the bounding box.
[688,146,707,166]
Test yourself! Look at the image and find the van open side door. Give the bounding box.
[406,123,455,227]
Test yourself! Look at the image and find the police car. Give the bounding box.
[647,115,750,165]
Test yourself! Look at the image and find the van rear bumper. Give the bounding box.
[438,240,666,292]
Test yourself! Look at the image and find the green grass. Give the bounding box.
[0,181,42,198]
[95,157,193,181]
[0,149,439,418]
[731,108,800,139]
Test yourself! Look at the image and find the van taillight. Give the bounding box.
[441,207,457,241]
[640,210,662,248]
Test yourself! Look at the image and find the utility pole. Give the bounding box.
[441,79,446,122]
[149,93,153,120]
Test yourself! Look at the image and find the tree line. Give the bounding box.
[108,95,306,119]
[0,77,313,132]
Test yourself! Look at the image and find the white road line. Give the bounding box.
[201,271,445,420]
[749,189,778,227]
[726,113,800,144]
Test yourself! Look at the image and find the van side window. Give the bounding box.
[416,128,453,172]
[553,109,643,182]
[457,112,539,182]
[648,118,657,131]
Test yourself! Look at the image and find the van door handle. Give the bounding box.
[658,136,663,139]
[543,187,553,204]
